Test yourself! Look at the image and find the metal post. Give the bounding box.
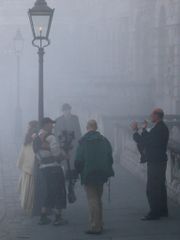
[38,47,44,123]
[15,54,23,149]
[17,55,20,108]
[28,0,54,124]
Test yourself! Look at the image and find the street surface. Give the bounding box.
[27,165,180,240]
[0,151,180,240]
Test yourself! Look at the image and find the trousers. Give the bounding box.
[147,161,168,216]
[85,184,103,231]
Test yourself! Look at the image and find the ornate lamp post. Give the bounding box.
[14,29,24,148]
[28,0,54,122]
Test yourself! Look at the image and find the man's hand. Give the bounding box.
[131,122,139,131]
[142,120,148,130]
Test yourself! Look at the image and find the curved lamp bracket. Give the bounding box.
[32,38,50,49]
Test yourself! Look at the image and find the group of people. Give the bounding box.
[17,105,170,235]
[17,103,114,235]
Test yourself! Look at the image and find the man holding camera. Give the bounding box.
[132,108,169,220]
[33,118,67,226]
[54,103,81,167]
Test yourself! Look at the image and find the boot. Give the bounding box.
[38,213,51,225]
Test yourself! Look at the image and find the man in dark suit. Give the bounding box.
[132,108,169,220]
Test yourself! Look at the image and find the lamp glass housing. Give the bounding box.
[28,0,54,40]
[30,14,51,39]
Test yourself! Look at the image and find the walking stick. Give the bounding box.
[107,179,111,204]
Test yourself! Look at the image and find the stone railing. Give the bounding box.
[167,140,180,203]
[102,115,180,204]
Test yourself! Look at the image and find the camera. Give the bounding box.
[59,130,75,153]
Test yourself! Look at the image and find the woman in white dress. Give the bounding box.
[17,121,38,216]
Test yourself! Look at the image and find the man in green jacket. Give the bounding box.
[75,120,114,235]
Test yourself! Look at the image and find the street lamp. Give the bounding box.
[14,29,24,148]
[28,0,54,122]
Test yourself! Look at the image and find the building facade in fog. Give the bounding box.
[113,0,180,205]
[128,0,180,115]
[1,0,180,129]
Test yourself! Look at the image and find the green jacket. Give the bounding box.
[75,131,114,185]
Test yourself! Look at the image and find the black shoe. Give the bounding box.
[38,215,51,225]
[141,214,160,221]
[85,230,102,235]
[160,212,169,218]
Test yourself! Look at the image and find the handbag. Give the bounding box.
[66,157,77,204]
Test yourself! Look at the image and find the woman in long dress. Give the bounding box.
[17,121,38,216]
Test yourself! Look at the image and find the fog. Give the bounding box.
[0,2,180,239]
[0,0,166,151]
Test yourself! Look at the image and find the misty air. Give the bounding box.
[0,1,180,240]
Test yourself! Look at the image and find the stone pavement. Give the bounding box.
[0,143,33,240]
[27,165,180,240]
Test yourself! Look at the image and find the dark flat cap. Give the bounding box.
[41,117,56,127]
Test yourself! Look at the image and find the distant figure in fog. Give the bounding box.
[75,120,114,235]
[54,103,81,169]
[17,120,38,216]
[132,108,169,220]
